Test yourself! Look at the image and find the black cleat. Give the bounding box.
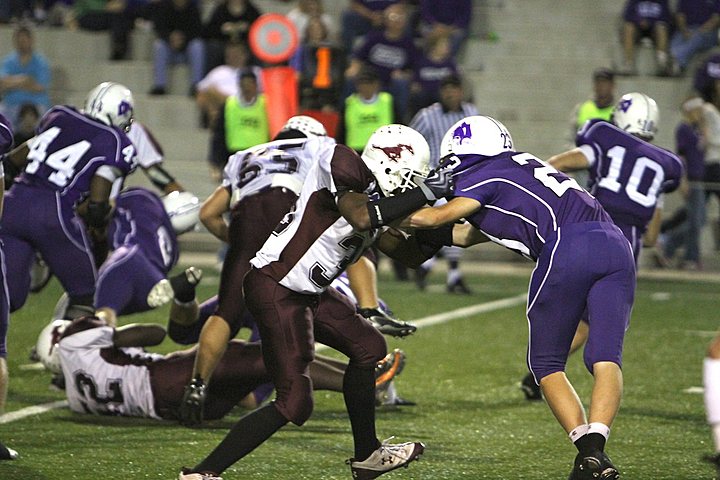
[170,267,203,302]
[359,308,417,337]
[447,277,472,294]
[569,451,620,480]
[520,372,542,401]
[703,452,720,475]
[178,376,207,427]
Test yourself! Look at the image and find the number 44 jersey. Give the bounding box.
[576,119,684,234]
[19,106,137,207]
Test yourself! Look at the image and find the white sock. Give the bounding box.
[569,424,590,443]
[587,422,610,442]
[421,256,436,270]
[704,358,720,451]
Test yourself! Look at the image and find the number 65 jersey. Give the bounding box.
[576,119,684,236]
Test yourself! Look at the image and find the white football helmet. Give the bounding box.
[162,191,200,234]
[84,82,135,132]
[35,319,71,374]
[611,92,659,140]
[361,124,430,196]
[440,115,514,157]
[281,115,327,137]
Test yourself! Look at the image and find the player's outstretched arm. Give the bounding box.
[200,186,231,242]
[547,148,590,173]
[400,197,481,229]
[113,323,167,348]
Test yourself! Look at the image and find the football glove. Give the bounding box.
[359,308,417,337]
[413,169,454,202]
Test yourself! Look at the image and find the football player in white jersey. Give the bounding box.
[178,124,454,480]
[43,316,407,421]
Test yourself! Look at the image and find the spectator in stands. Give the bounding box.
[196,41,262,129]
[0,25,50,125]
[209,69,268,181]
[694,50,720,106]
[409,73,478,293]
[345,3,418,122]
[409,33,459,117]
[293,15,345,112]
[670,0,720,75]
[340,66,393,153]
[12,103,39,146]
[148,0,205,96]
[417,0,472,57]
[287,0,336,43]
[569,68,616,139]
[618,0,672,76]
[69,0,135,61]
[658,96,707,270]
[341,0,399,55]
[202,0,261,74]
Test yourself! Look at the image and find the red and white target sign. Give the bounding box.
[249,13,299,64]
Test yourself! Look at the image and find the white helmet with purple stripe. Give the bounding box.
[440,115,514,158]
[611,92,659,140]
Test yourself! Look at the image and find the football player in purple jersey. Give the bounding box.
[92,187,202,328]
[0,82,137,319]
[178,124,453,480]
[512,93,684,402]
[397,116,635,479]
[0,112,18,460]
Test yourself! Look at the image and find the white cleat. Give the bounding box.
[348,438,425,479]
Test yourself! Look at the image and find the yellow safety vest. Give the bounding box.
[345,92,393,151]
[225,94,269,153]
[576,100,614,129]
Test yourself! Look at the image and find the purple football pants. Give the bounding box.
[95,245,166,315]
[1,185,97,311]
[527,221,636,382]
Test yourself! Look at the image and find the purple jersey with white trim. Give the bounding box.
[450,150,611,260]
[576,119,684,234]
[18,106,137,206]
[108,187,178,274]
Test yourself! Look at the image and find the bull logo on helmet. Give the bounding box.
[452,122,472,145]
[372,144,414,162]
[618,98,632,113]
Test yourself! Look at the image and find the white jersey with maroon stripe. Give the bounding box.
[58,326,163,419]
[223,135,337,207]
[251,144,380,295]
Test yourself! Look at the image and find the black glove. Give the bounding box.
[414,169,454,201]
[178,376,207,427]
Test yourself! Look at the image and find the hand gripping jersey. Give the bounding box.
[576,119,684,234]
[251,144,381,294]
[449,150,612,261]
[19,106,137,206]
[108,187,179,274]
[223,135,337,208]
[58,317,163,418]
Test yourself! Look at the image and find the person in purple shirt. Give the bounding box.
[341,0,399,54]
[619,0,672,76]
[418,0,472,57]
[0,82,137,319]
[346,3,418,121]
[0,112,18,461]
[512,93,683,408]
[671,0,720,73]
[409,34,459,116]
[659,96,707,268]
[693,51,720,104]
[397,115,635,479]
[93,187,202,328]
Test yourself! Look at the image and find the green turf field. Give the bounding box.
[0,267,717,479]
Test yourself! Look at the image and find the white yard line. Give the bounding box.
[0,400,69,424]
[5,293,527,423]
